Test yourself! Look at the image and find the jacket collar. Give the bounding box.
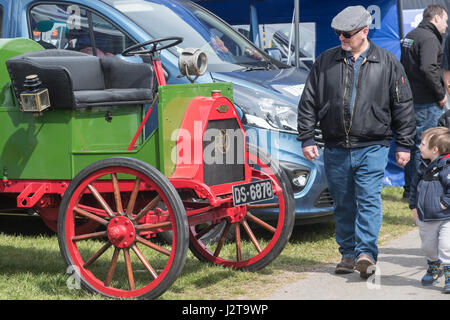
[334,39,380,62]
[439,154,450,166]
[418,20,443,43]
[423,153,450,169]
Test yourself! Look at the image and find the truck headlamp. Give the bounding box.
[178,48,208,83]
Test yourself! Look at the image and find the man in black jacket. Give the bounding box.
[401,4,448,200]
[444,32,450,108]
[438,32,450,128]
[297,6,415,279]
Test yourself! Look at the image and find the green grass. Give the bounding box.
[0,187,415,300]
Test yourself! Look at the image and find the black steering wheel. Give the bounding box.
[122,36,183,56]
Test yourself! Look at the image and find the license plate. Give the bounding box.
[232,179,274,206]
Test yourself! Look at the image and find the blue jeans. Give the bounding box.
[404,103,443,192]
[324,145,389,262]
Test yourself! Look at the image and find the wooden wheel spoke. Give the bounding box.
[77,204,108,217]
[83,242,112,268]
[88,184,115,218]
[235,223,242,261]
[195,222,219,240]
[136,221,171,232]
[131,244,158,280]
[246,212,276,233]
[72,230,107,242]
[105,247,120,287]
[136,235,171,256]
[126,178,141,216]
[73,206,109,226]
[133,195,161,222]
[213,221,231,257]
[123,248,135,290]
[111,173,124,214]
[242,219,262,253]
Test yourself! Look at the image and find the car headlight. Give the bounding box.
[279,161,311,193]
[233,84,300,133]
[292,171,309,188]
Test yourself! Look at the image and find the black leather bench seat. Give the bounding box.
[6,49,155,109]
[74,88,153,108]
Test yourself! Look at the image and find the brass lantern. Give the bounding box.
[19,74,51,112]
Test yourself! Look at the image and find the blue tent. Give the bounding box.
[194,0,410,186]
[193,0,403,57]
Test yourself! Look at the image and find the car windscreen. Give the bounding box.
[102,0,276,71]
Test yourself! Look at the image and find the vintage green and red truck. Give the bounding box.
[0,27,294,299]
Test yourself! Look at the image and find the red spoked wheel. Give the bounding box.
[57,158,188,299]
[188,145,295,271]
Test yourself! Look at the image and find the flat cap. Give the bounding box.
[331,6,372,31]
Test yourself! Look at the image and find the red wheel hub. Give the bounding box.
[107,216,135,248]
[229,205,247,223]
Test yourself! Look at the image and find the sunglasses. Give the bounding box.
[335,27,365,39]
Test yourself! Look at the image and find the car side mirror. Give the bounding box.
[265,48,282,61]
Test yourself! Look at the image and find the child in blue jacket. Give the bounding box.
[409,126,450,293]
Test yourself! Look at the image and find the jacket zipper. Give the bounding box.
[395,81,400,103]
[348,63,363,130]
[343,58,366,147]
[342,62,350,146]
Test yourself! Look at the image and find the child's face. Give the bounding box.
[419,136,439,161]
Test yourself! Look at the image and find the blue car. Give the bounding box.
[1,0,334,225]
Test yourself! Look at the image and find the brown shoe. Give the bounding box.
[335,257,355,274]
[355,254,375,279]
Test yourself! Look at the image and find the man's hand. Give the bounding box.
[439,95,447,108]
[302,145,319,161]
[210,36,229,53]
[396,151,410,167]
[444,70,450,95]
[244,47,262,60]
[411,208,418,222]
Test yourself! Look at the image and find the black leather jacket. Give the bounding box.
[297,41,415,150]
[401,21,445,104]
